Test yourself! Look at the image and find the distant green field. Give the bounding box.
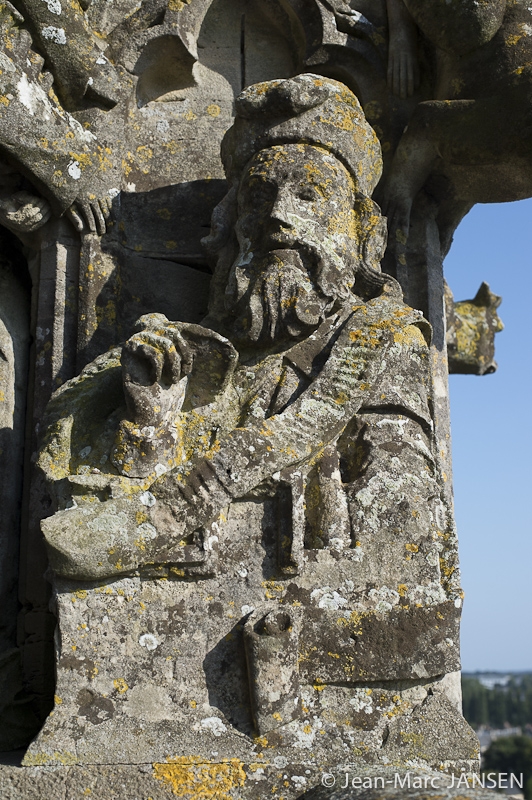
[462,673,532,729]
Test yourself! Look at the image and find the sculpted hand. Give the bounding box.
[387,37,420,98]
[121,314,193,428]
[66,193,112,236]
[0,191,51,233]
[386,0,420,99]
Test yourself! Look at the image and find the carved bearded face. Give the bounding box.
[224,144,362,346]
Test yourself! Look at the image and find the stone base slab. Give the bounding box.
[0,763,497,800]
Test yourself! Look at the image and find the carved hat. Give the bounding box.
[221,74,382,197]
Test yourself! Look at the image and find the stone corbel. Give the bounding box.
[445,281,503,376]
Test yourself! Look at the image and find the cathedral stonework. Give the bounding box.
[0,2,511,798]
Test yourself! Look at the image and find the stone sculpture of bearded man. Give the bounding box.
[30,75,476,779]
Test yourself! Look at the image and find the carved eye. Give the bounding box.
[245,180,276,206]
[297,187,316,202]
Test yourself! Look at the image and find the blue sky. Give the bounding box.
[443,199,532,672]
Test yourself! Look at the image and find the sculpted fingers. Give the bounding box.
[66,197,111,235]
[123,331,191,386]
[404,53,413,98]
[162,327,194,379]
[0,192,51,232]
[90,199,107,235]
[99,196,112,220]
[123,333,171,385]
[67,200,96,233]
[66,203,84,232]
[387,49,420,98]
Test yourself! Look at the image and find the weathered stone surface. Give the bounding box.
[19,77,474,782]
[0,0,515,788]
[0,763,495,800]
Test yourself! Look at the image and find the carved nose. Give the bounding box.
[270,191,294,227]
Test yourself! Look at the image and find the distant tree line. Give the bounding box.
[483,736,532,800]
[462,674,532,729]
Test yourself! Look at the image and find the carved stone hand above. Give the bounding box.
[65,193,113,237]
[0,190,51,234]
[386,0,420,99]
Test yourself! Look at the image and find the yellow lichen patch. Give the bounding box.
[113,678,128,694]
[97,147,113,172]
[393,324,426,348]
[400,731,424,748]
[385,697,410,719]
[439,556,455,579]
[328,207,358,239]
[23,750,78,766]
[68,152,92,169]
[136,145,153,160]
[153,757,246,799]
[397,584,408,597]
[334,391,349,405]
[261,580,284,600]
[395,228,407,245]
[206,104,221,117]
[405,543,419,553]
[167,0,191,9]
[348,609,366,635]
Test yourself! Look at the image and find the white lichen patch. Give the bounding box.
[408,581,446,607]
[200,716,227,736]
[139,491,156,507]
[310,587,348,610]
[349,688,374,714]
[136,522,157,539]
[42,0,62,15]
[291,776,307,789]
[41,25,66,44]
[67,161,81,180]
[139,633,159,650]
[87,509,128,537]
[367,586,400,613]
